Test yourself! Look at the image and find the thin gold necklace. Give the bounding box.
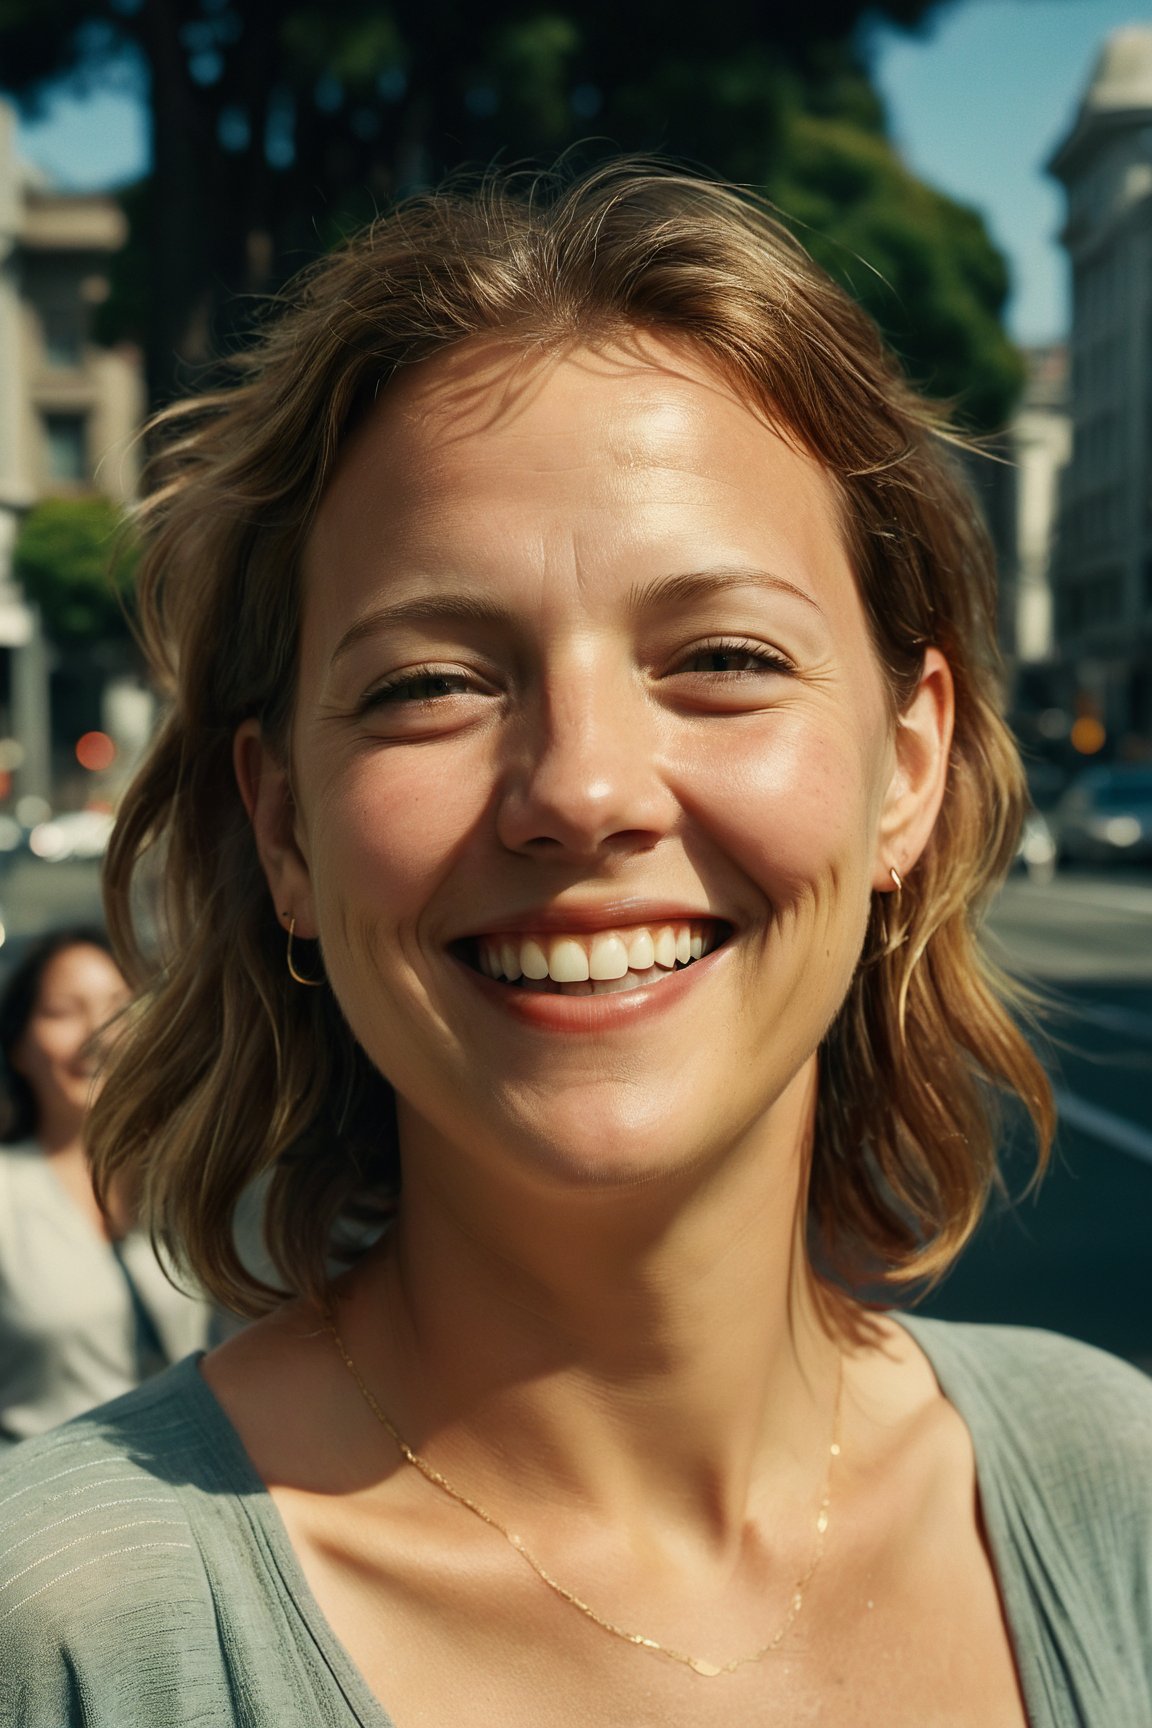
[326,1316,844,1679]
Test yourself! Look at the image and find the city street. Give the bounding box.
[2,854,1149,1363]
[0,852,105,942]
[923,868,1152,1366]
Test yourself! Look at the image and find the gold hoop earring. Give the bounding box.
[889,866,903,893]
[285,916,324,988]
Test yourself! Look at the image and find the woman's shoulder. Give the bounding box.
[0,1140,74,1235]
[897,1316,1152,1713]
[0,1355,221,1601]
[0,1139,43,1189]
[900,1311,1152,1406]
[1,1345,225,1481]
[899,1313,1152,1513]
[0,1357,265,1723]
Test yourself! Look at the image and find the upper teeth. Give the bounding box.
[475,923,714,984]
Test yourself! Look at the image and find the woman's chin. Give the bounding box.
[495,1108,727,1197]
[399,1061,799,1201]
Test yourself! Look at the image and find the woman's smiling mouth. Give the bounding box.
[460,920,730,996]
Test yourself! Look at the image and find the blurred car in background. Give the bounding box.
[27,809,115,863]
[1014,808,1057,884]
[1053,766,1152,867]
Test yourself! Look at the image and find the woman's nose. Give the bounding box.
[495,666,677,860]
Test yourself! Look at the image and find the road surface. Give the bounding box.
[922,868,1152,1366]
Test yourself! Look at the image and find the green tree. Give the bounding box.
[764,98,1024,426]
[0,1,1021,428]
[12,497,136,647]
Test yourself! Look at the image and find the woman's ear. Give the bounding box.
[872,648,955,890]
[233,720,317,937]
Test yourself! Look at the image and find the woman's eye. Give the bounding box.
[362,669,476,708]
[676,642,795,676]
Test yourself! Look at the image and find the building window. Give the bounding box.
[42,412,88,483]
[41,308,84,369]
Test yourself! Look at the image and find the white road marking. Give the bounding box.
[1054,1088,1152,1168]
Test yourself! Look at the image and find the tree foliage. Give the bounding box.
[12,497,136,647]
[0,1,1022,429]
[764,102,1024,427]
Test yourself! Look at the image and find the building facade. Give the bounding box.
[1010,345,1071,670]
[1048,26,1152,753]
[0,99,144,803]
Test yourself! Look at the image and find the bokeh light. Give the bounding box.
[75,731,116,772]
[1069,715,1106,756]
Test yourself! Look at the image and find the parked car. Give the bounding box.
[1053,766,1152,866]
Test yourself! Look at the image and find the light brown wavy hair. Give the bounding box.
[91,160,1053,1315]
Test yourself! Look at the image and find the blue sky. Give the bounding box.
[867,0,1151,342]
[10,0,1150,343]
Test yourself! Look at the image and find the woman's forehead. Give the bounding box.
[39,946,122,991]
[306,333,846,571]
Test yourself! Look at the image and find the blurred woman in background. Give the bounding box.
[0,928,212,1444]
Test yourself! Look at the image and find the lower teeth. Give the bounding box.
[512,961,691,995]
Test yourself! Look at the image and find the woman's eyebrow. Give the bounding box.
[331,592,511,664]
[330,566,825,667]
[627,566,826,617]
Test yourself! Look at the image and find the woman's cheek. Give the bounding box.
[311,745,494,909]
[688,716,878,894]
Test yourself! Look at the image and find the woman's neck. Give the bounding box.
[339,1059,844,1551]
[36,1110,87,1160]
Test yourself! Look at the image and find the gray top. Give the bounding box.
[0,1316,1149,1726]
[0,1142,213,1443]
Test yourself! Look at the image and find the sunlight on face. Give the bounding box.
[285,335,899,1191]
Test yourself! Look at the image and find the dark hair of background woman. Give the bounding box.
[0,928,113,1144]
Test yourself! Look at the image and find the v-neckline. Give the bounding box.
[177,1317,1044,1728]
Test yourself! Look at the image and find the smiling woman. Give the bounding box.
[2,163,1149,1728]
[0,931,212,1446]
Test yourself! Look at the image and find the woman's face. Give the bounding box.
[245,335,949,1190]
[12,944,130,1135]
